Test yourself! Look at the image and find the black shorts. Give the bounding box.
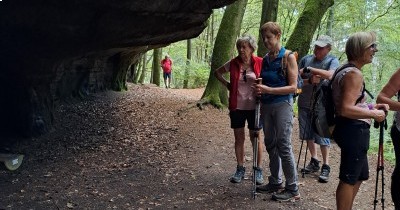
[163,72,171,79]
[390,123,400,209]
[229,110,258,130]
[333,117,370,185]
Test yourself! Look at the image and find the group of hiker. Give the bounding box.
[215,21,399,210]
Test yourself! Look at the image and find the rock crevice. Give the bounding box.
[0,0,236,138]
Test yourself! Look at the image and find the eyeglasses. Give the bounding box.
[242,70,247,82]
[367,43,378,50]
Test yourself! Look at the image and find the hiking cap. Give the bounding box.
[314,35,332,47]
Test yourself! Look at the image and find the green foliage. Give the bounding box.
[171,60,211,88]
[241,0,263,36]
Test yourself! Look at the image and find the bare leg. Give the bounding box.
[250,130,263,167]
[307,140,318,160]
[233,128,246,166]
[336,180,363,210]
[320,145,329,165]
[351,181,362,209]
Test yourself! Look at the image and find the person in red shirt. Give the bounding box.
[161,55,173,88]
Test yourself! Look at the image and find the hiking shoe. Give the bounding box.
[255,167,264,185]
[271,189,300,202]
[318,164,331,183]
[256,183,284,194]
[230,165,245,183]
[301,157,320,174]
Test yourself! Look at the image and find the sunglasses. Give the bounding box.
[242,70,247,82]
[367,43,378,50]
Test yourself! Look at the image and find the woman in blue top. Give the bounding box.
[254,22,300,202]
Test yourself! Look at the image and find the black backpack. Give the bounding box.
[311,63,356,138]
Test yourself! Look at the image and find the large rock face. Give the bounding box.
[0,0,236,139]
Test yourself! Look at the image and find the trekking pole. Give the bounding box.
[300,84,317,178]
[301,142,309,178]
[296,136,304,170]
[252,78,262,199]
[374,118,387,210]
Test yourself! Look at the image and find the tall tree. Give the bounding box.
[138,52,147,84]
[257,0,279,56]
[133,55,143,84]
[285,0,334,59]
[183,39,192,88]
[198,0,248,108]
[326,6,334,37]
[152,48,162,86]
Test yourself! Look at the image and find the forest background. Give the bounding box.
[127,0,400,162]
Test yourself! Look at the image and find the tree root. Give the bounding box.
[177,97,225,117]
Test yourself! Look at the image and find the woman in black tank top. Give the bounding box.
[334,31,389,210]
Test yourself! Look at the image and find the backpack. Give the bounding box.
[281,50,303,98]
[311,63,356,138]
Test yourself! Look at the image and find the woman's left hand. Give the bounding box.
[253,83,269,95]
[374,103,390,114]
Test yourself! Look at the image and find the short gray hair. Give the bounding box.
[236,34,257,52]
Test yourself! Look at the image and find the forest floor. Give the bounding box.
[0,83,396,210]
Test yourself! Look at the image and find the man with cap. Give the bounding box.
[297,35,340,183]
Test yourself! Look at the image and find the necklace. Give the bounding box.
[268,51,278,56]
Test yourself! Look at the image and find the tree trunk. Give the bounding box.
[199,0,248,109]
[152,48,162,86]
[326,6,334,37]
[285,0,334,59]
[257,0,279,56]
[205,17,210,63]
[138,52,147,84]
[133,55,142,84]
[210,11,215,63]
[183,39,192,88]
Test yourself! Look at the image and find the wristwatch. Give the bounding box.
[304,66,311,73]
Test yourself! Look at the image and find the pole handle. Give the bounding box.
[255,78,262,101]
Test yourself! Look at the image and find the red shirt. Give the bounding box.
[228,55,262,111]
[161,58,172,73]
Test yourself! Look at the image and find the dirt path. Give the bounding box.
[0,84,395,209]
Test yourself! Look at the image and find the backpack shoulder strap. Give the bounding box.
[356,82,374,104]
[364,86,374,99]
[329,63,356,85]
[282,50,290,70]
[322,55,335,70]
[282,50,297,76]
[332,63,374,104]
